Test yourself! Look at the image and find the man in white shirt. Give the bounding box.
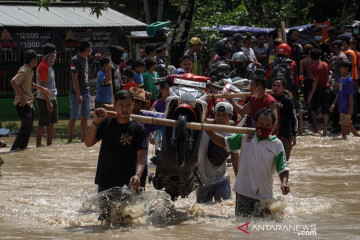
[206,108,290,216]
[197,102,240,203]
[242,32,262,69]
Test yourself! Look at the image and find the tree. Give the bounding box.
[169,0,195,67]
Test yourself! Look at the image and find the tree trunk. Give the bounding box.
[169,0,195,67]
[143,0,151,24]
[157,0,165,21]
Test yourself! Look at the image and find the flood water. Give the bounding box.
[0,120,359,239]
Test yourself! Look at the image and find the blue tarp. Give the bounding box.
[216,24,315,45]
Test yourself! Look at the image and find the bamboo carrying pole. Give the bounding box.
[101,110,255,134]
[205,90,272,100]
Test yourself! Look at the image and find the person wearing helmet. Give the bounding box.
[207,38,232,81]
[228,51,252,79]
[266,43,303,135]
[241,32,261,68]
[230,33,243,58]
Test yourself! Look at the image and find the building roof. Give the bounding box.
[0,5,146,28]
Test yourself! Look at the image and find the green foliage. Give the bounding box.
[37,0,109,17]
[4,121,19,132]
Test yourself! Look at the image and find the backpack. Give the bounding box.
[270,58,296,92]
[207,139,229,166]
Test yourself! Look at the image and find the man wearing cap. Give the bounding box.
[10,50,52,151]
[230,33,243,58]
[185,37,202,74]
[196,102,240,203]
[156,43,167,65]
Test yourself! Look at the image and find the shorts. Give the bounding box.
[235,193,260,217]
[278,136,292,161]
[339,113,351,126]
[310,88,330,114]
[196,176,231,203]
[69,92,90,119]
[37,98,58,126]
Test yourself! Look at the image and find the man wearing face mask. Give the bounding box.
[206,108,290,217]
[311,26,331,62]
[227,70,278,135]
[35,43,58,147]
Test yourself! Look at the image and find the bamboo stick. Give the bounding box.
[101,110,254,134]
[205,89,272,100]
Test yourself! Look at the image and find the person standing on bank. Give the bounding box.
[67,41,92,143]
[10,50,52,151]
[35,43,58,147]
[85,90,147,192]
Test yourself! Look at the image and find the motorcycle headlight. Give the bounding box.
[180,92,196,102]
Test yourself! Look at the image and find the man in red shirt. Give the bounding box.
[228,70,278,135]
[307,48,331,136]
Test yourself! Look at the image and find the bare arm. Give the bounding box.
[307,80,317,104]
[205,130,227,148]
[279,170,290,195]
[348,94,354,115]
[71,72,81,96]
[85,108,107,147]
[38,81,53,112]
[129,148,146,190]
[268,101,278,135]
[329,94,339,112]
[104,62,113,84]
[228,98,251,116]
[230,152,239,177]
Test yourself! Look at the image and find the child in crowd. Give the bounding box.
[95,57,113,109]
[143,58,159,105]
[134,59,145,88]
[330,61,360,139]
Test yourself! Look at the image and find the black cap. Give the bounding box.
[24,50,39,63]
[233,33,243,43]
[338,34,351,41]
[331,40,342,48]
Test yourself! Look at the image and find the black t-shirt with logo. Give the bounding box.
[95,118,147,188]
[70,54,89,94]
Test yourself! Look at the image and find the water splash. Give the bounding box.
[81,186,174,228]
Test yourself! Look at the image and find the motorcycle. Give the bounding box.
[149,73,221,200]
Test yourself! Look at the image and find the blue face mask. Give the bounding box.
[344,32,352,38]
[122,53,128,59]
[353,29,359,36]
[315,36,323,42]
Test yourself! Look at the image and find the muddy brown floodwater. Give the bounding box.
[0,122,359,239]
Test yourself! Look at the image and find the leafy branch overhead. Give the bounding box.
[37,0,109,17]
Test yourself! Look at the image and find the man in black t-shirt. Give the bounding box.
[68,40,92,143]
[271,76,297,161]
[85,90,147,192]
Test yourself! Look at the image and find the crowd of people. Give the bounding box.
[6,22,360,217]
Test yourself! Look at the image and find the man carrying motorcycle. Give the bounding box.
[196,102,240,203]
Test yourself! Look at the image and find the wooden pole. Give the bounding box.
[205,90,272,100]
[102,110,255,134]
[281,21,287,44]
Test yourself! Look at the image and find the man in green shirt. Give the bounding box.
[143,58,159,105]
